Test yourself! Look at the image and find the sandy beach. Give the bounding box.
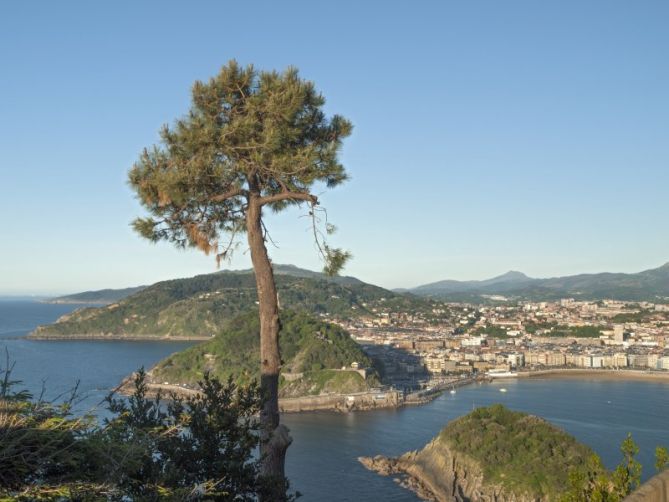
[518,368,669,383]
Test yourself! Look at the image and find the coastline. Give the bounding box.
[40,300,110,305]
[27,333,212,342]
[119,379,406,414]
[358,455,439,502]
[517,368,669,383]
[120,376,478,414]
[117,369,669,414]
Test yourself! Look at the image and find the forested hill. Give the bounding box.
[436,404,595,498]
[361,404,597,501]
[30,266,435,339]
[149,309,380,397]
[41,264,360,306]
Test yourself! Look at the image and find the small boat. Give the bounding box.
[449,389,456,395]
[499,388,507,393]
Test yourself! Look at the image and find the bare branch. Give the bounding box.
[215,225,241,267]
[309,205,328,259]
[259,190,317,206]
[261,218,280,249]
[209,187,247,203]
[307,205,351,276]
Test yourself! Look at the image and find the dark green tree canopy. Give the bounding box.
[129,60,352,269]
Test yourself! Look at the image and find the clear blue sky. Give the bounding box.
[1,0,667,295]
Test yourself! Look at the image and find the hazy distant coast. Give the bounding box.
[41,299,111,305]
[41,286,147,305]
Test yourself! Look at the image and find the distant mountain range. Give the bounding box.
[44,261,669,307]
[46,286,148,304]
[44,264,363,305]
[405,262,669,302]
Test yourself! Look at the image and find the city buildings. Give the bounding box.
[330,298,669,385]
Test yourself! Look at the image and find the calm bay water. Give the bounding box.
[285,378,669,500]
[2,300,669,501]
[0,300,196,411]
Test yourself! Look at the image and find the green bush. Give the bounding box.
[0,361,283,501]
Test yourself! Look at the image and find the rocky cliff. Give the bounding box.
[360,404,595,501]
[360,441,540,502]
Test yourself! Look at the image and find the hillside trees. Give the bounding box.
[128,60,351,499]
[561,433,643,501]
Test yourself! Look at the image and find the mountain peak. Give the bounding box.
[639,261,669,275]
[499,270,529,280]
[271,263,364,286]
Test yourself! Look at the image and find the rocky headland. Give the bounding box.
[360,404,596,501]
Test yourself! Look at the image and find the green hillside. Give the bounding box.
[31,268,436,339]
[150,309,379,397]
[440,404,596,498]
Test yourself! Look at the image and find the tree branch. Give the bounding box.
[209,187,247,203]
[258,190,318,206]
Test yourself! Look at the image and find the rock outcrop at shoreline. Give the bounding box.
[359,442,534,502]
[360,404,596,501]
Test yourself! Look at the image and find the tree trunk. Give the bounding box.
[246,196,292,500]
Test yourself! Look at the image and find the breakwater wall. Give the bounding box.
[131,381,403,413]
[279,390,401,413]
[128,375,477,413]
[404,376,478,406]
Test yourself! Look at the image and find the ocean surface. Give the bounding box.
[0,300,196,411]
[2,300,669,501]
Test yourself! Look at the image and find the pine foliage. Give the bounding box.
[128,60,352,274]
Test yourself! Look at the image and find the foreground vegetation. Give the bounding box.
[0,362,285,501]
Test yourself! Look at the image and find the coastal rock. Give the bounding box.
[358,455,400,476]
[360,404,594,502]
[360,441,536,502]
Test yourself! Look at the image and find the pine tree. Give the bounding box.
[128,60,351,500]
